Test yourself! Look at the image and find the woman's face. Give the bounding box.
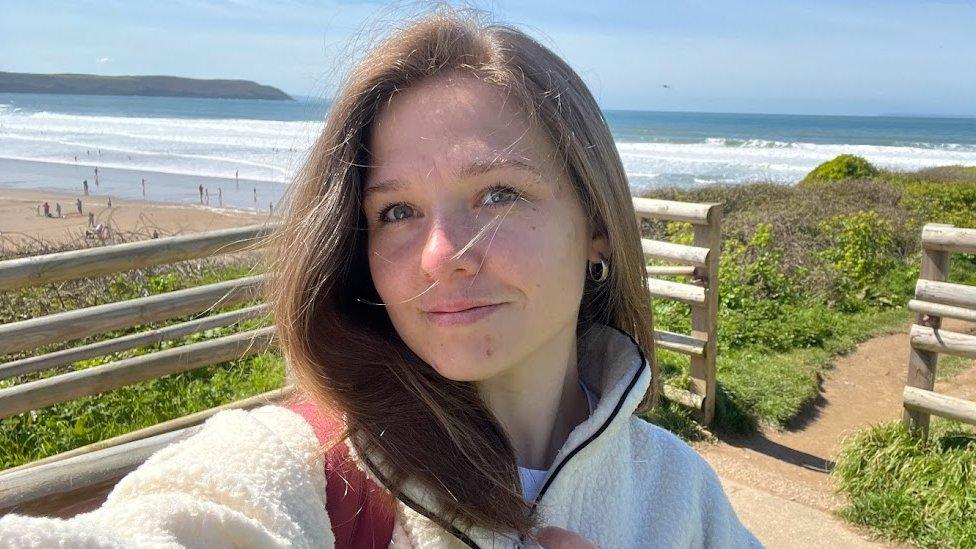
[363,73,607,382]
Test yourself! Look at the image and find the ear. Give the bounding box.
[588,230,610,263]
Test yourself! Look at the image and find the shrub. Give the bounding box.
[816,210,904,311]
[800,154,880,185]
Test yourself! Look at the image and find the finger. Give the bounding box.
[536,526,598,549]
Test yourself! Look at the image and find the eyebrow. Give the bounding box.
[363,158,542,199]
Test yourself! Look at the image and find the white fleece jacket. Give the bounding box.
[0,324,761,548]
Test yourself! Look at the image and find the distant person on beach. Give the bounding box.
[107,197,112,208]
[83,179,89,195]
[76,198,82,214]
[235,170,239,190]
[88,211,95,227]
[152,229,159,239]
[205,188,210,205]
[42,202,50,217]
[55,203,61,218]
[141,178,146,198]
[94,167,99,188]
[269,201,273,214]
[253,187,257,203]
[198,184,204,204]
[36,204,41,217]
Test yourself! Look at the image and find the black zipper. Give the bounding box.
[356,450,483,548]
[516,326,648,547]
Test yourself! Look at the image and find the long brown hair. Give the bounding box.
[266,6,657,540]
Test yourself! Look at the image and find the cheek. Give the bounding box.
[367,232,419,300]
[490,215,588,295]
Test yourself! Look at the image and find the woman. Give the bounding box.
[0,9,759,548]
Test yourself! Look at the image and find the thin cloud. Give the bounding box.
[96,57,111,64]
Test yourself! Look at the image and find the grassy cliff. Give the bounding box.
[0,71,293,100]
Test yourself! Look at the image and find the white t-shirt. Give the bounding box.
[518,378,598,502]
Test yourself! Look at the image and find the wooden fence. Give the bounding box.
[0,197,722,516]
[0,224,289,517]
[903,223,976,437]
[635,198,722,424]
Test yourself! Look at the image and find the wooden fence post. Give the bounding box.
[691,205,722,424]
[903,224,952,437]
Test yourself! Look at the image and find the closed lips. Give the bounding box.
[426,302,499,313]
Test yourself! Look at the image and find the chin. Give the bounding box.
[425,352,509,383]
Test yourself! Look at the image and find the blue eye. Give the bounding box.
[483,186,521,206]
[378,203,415,223]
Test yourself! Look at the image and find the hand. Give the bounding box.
[536,526,598,549]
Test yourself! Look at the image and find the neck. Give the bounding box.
[476,321,589,470]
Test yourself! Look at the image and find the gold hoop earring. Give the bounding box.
[587,258,609,283]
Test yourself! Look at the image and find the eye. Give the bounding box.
[481,185,521,206]
[377,203,416,223]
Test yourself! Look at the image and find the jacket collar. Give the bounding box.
[348,323,651,547]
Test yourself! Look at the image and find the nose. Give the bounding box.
[420,213,485,281]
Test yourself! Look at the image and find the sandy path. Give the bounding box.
[0,188,271,253]
[699,318,976,547]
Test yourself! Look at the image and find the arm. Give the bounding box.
[0,405,335,548]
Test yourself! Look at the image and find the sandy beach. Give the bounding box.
[0,187,271,252]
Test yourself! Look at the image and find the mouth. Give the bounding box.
[425,303,504,327]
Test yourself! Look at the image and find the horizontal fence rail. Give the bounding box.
[0,275,265,356]
[641,239,710,267]
[632,197,715,225]
[0,224,273,292]
[0,327,275,420]
[1,385,296,477]
[907,299,976,323]
[0,304,268,381]
[903,386,976,427]
[921,224,976,254]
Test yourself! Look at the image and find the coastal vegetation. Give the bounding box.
[642,157,976,437]
[0,71,293,100]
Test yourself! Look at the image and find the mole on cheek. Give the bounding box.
[484,335,494,358]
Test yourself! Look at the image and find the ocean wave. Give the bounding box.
[3,107,975,189]
[703,137,797,148]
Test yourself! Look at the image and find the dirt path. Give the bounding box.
[698,317,976,546]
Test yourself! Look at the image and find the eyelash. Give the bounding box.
[374,184,524,224]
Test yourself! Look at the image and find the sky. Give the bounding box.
[1,0,975,116]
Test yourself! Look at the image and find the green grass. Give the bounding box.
[937,354,975,381]
[833,420,976,548]
[646,306,913,437]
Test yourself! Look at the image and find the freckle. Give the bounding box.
[531,225,536,231]
[485,347,493,357]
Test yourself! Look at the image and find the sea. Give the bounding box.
[1,92,975,211]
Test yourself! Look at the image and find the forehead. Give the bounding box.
[365,74,554,181]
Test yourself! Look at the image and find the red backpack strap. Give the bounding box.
[286,401,395,548]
